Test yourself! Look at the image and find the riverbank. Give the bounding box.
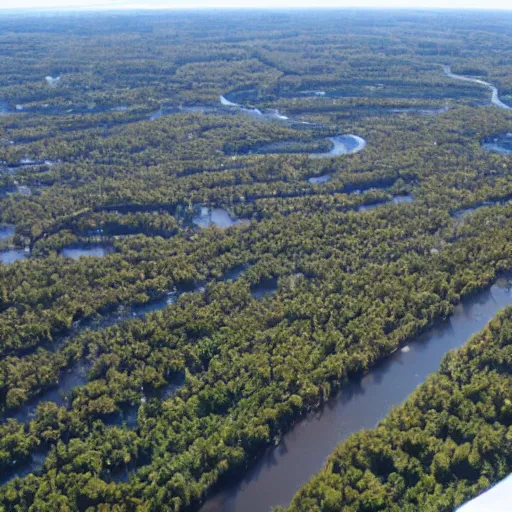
[199,275,512,511]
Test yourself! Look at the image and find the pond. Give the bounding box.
[308,174,331,184]
[483,133,512,156]
[198,275,512,512]
[60,245,115,259]
[0,249,29,265]
[193,207,249,229]
[220,264,250,282]
[2,243,117,265]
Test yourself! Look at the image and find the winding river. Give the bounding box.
[0,265,277,428]
[219,96,366,159]
[0,291,182,426]
[2,67,509,500]
[309,135,366,159]
[442,65,511,110]
[199,276,512,512]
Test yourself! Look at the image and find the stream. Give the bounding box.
[0,266,278,426]
[0,291,183,426]
[0,265,280,485]
[442,65,511,110]
[219,96,366,159]
[199,275,512,512]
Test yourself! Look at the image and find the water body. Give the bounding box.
[0,249,29,265]
[0,367,183,484]
[390,105,450,116]
[0,225,29,264]
[229,85,466,103]
[149,108,165,120]
[60,245,115,259]
[3,159,56,170]
[300,90,326,97]
[442,65,511,110]
[0,451,46,487]
[241,135,366,160]
[297,84,475,101]
[199,276,512,512]
[0,224,15,241]
[309,135,366,159]
[220,96,239,108]
[220,96,263,117]
[219,94,367,159]
[0,266,249,427]
[392,195,414,204]
[45,76,61,88]
[221,264,250,282]
[193,207,249,229]
[357,194,413,212]
[250,277,278,300]
[483,133,512,156]
[0,266,267,485]
[308,174,331,185]
[452,196,512,224]
[0,362,91,425]
[268,109,289,121]
[0,290,188,426]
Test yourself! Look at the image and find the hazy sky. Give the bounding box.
[1,0,512,10]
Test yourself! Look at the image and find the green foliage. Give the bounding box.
[1,8,512,512]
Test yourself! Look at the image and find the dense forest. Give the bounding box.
[0,8,512,512]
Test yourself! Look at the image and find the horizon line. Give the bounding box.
[2,4,512,13]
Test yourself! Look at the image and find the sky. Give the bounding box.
[1,0,512,11]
